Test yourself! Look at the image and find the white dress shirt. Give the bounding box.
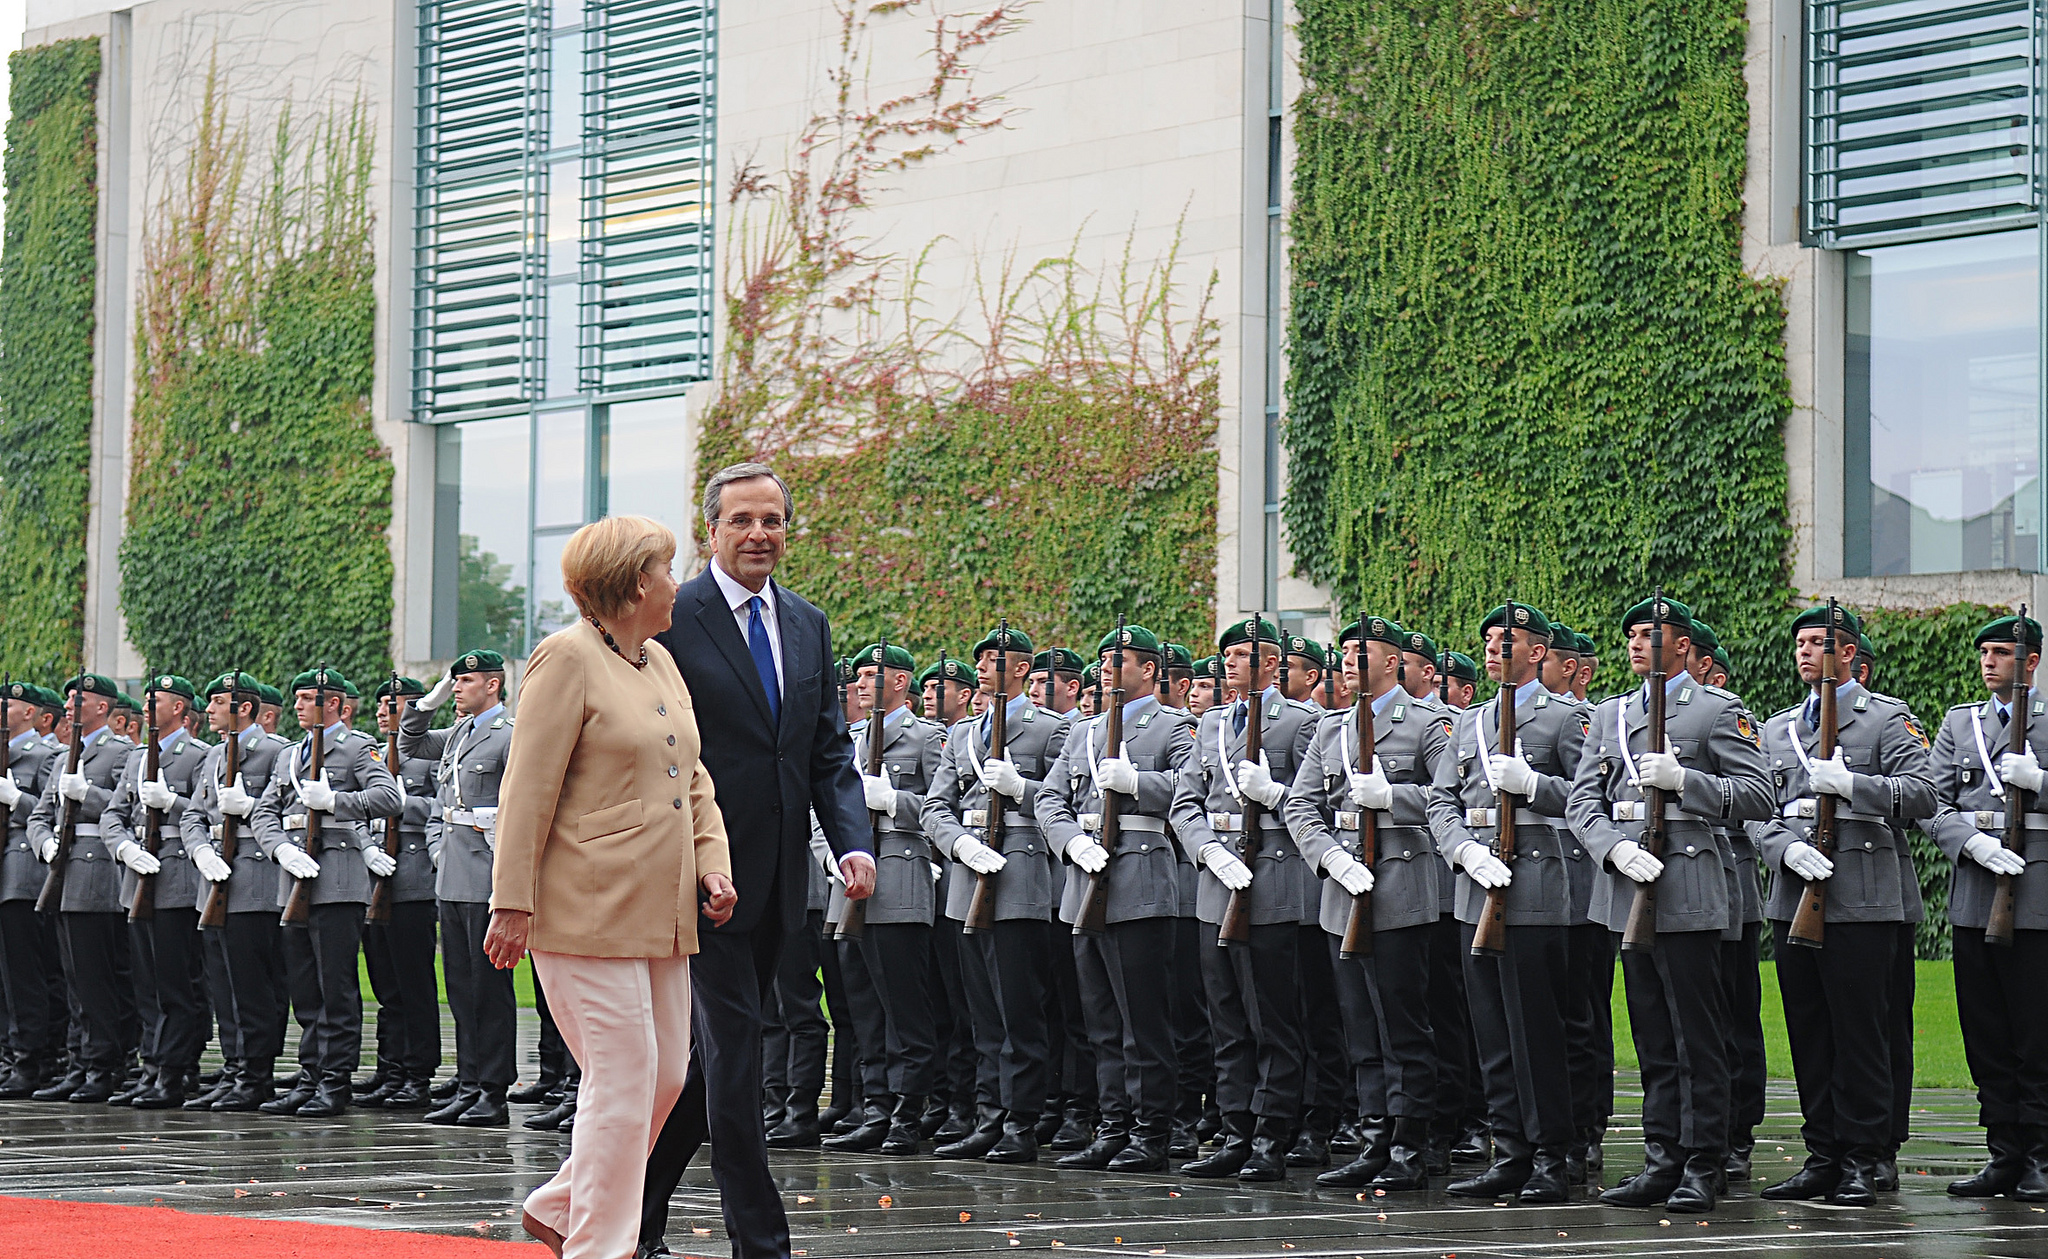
[710,557,785,700]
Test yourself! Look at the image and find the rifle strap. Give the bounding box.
[1970,704,2035,800]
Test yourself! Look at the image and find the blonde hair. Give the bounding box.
[561,516,678,622]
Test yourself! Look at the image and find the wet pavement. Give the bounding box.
[0,1010,2044,1257]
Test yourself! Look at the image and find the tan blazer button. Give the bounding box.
[672,799,682,809]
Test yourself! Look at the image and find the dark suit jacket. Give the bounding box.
[656,566,871,934]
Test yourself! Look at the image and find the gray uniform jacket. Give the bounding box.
[1927,688,2048,931]
[1286,697,1453,935]
[1566,680,1775,935]
[100,733,211,914]
[384,748,443,904]
[1172,691,1321,926]
[1430,685,1591,928]
[399,703,511,904]
[180,728,293,915]
[1038,697,1196,926]
[251,725,403,907]
[1750,687,1935,925]
[1406,689,1460,915]
[922,699,1073,923]
[845,709,946,926]
[27,729,136,914]
[2,732,60,902]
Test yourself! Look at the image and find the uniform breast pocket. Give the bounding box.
[1380,754,1410,777]
[1671,738,1701,764]
[884,757,920,782]
[1129,754,1158,771]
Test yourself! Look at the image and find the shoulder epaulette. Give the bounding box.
[1947,701,1980,714]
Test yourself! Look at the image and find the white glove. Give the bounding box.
[952,834,1007,875]
[1322,849,1373,896]
[1635,748,1686,791]
[1608,838,1665,884]
[1200,841,1253,891]
[275,843,321,880]
[1347,757,1393,810]
[217,775,256,818]
[299,772,336,813]
[1783,840,1835,882]
[418,671,456,710]
[429,845,442,871]
[1453,840,1512,889]
[1096,756,1140,796]
[1488,752,1539,797]
[1065,834,1109,873]
[0,773,20,809]
[39,837,57,862]
[982,759,1028,802]
[362,845,397,878]
[1807,752,1855,799]
[115,841,160,875]
[1964,832,2028,877]
[138,776,177,812]
[931,860,944,884]
[191,845,232,882]
[2000,750,2046,793]
[861,770,896,814]
[1235,758,1286,809]
[59,772,89,802]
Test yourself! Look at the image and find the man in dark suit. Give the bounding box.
[643,462,876,1259]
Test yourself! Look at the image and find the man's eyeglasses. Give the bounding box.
[714,515,789,535]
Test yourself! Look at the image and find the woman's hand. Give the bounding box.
[700,872,737,926]
[484,908,532,969]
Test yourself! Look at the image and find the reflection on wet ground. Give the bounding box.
[0,1012,2042,1256]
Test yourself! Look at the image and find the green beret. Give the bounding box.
[32,685,62,711]
[451,649,507,675]
[63,673,123,700]
[1032,647,1086,675]
[1160,642,1195,672]
[115,691,142,713]
[1081,661,1101,688]
[1789,603,1861,640]
[289,668,356,697]
[929,657,975,686]
[1339,616,1404,649]
[1195,655,1225,679]
[1215,618,1281,652]
[1480,603,1553,640]
[1399,628,1438,661]
[836,657,857,685]
[1283,635,1325,665]
[143,674,198,702]
[971,626,1033,660]
[2,680,36,706]
[1620,594,1695,636]
[1439,651,1479,683]
[854,643,916,673]
[1548,622,1580,654]
[1688,618,1722,654]
[1856,633,1876,663]
[375,676,427,700]
[204,672,258,699]
[1575,632,1596,656]
[1975,614,2044,650]
[1098,623,1163,656]
[255,682,284,707]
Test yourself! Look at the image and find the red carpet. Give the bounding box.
[0,1196,538,1256]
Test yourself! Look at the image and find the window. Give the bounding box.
[433,417,531,659]
[602,396,694,541]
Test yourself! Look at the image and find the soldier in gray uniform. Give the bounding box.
[1567,595,1774,1214]
[0,683,65,1096]
[1928,613,2048,1201]
[923,624,1073,1162]
[1277,632,1348,1171]
[251,668,402,1118]
[1750,602,1934,1208]
[1168,617,1320,1182]
[1027,647,1097,1148]
[821,641,947,1156]
[359,676,442,1112]
[400,649,517,1127]
[1287,615,1452,1191]
[27,674,137,1103]
[1038,623,1198,1174]
[100,675,211,1109]
[1437,652,1478,711]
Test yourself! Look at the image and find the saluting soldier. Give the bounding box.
[1567,595,1774,1214]
[1038,624,1197,1173]
[100,676,210,1109]
[400,651,517,1127]
[251,668,402,1118]
[358,676,442,1112]
[0,683,65,1097]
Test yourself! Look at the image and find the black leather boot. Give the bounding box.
[68,1070,119,1104]
[935,1104,1004,1159]
[186,1062,238,1111]
[527,1087,580,1132]
[921,1095,956,1140]
[1057,1115,1130,1170]
[1565,1143,1588,1186]
[1583,1124,1606,1174]
[765,1099,820,1148]
[1330,1116,1363,1157]
[1316,1116,1391,1188]
[107,1066,157,1106]
[0,1055,49,1099]
[133,1069,194,1110]
[1369,1117,1430,1192]
[430,1076,460,1100]
[819,1093,856,1131]
[353,1066,393,1100]
[822,1097,895,1153]
[1599,1139,1685,1207]
[1237,1119,1290,1183]
[1195,1101,1222,1145]
[1951,1125,2027,1197]
[1181,1111,1253,1178]
[456,1083,510,1127]
[1287,1107,1334,1167]
[1874,1149,1899,1192]
[1168,1122,1199,1159]
[1761,1150,1842,1201]
[1448,1130,1533,1199]
[1450,1117,1491,1165]
[1035,1111,1061,1144]
[508,1074,561,1104]
[214,1059,276,1111]
[382,1076,434,1110]
[986,1114,1039,1164]
[1107,1122,1169,1173]
[1666,1150,1727,1212]
[2017,1128,2048,1202]
[1826,1148,1879,1207]
[32,1064,85,1101]
[1518,1146,1570,1203]
[1424,1124,1455,1177]
[296,1072,355,1119]
[426,1083,481,1125]
[357,1071,407,1108]
[1723,1137,1753,1182]
[1050,1106,1095,1151]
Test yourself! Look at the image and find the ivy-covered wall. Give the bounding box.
[0,38,100,682]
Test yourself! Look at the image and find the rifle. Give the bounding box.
[1472,604,1520,957]
[1787,598,1845,946]
[1217,616,1270,946]
[1075,615,1128,936]
[936,650,950,722]
[1621,591,1669,952]
[964,622,1010,934]
[199,672,245,929]
[838,637,888,942]
[1338,644,1376,960]
[36,684,88,915]
[1986,603,2032,947]
[127,675,164,923]
[1438,653,1451,706]
[279,665,329,927]
[366,672,403,926]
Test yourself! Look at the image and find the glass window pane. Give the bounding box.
[535,407,589,530]
[435,417,531,659]
[1846,229,2040,576]
[602,397,691,541]
[532,531,581,646]
[549,31,583,153]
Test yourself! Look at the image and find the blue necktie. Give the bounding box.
[1232,701,1247,736]
[747,596,781,725]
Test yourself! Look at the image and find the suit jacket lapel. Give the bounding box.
[692,574,775,728]
[774,581,804,748]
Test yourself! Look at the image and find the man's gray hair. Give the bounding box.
[703,462,795,525]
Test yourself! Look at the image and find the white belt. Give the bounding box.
[74,823,100,838]
[1970,809,2048,832]
[448,808,477,827]
[1081,814,1167,835]
[962,809,1032,830]
[1610,802,1691,823]
[1465,807,1563,828]
[1780,798,1887,825]
[1207,812,1288,833]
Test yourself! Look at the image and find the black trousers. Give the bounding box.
[765,909,827,1111]
[1462,920,1573,1147]
[819,922,859,1108]
[1169,916,1210,1126]
[440,900,515,1086]
[1622,928,1729,1152]
[839,921,937,1097]
[929,916,976,1105]
[293,903,365,1078]
[1298,923,1348,1122]
[283,922,321,1071]
[1719,921,1766,1144]
[199,926,241,1060]
[1048,927,1093,1105]
[1084,917,1178,1135]
[363,901,440,1080]
[127,919,161,1064]
[1888,921,1915,1150]
[1953,925,2048,1129]
[1774,919,1896,1155]
[222,912,287,1063]
[1429,913,1479,1132]
[1566,921,1616,1132]
[61,911,134,1070]
[642,896,788,1259]
[1330,930,1386,1114]
[959,917,1005,1110]
[143,907,208,1072]
[1360,922,1437,1121]
[0,900,64,1060]
[1198,920,1304,1123]
[1073,932,1130,1123]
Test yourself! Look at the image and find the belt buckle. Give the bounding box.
[210,824,223,841]
[1795,799,1817,819]
[1208,811,1242,832]
[284,813,307,831]
[1976,809,1999,831]
[1466,807,1494,828]
[1080,813,1102,833]
[964,809,988,827]
[1335,810,1360,831]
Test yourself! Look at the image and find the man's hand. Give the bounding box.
[1236,758,1286,809]
[982,759,1028,802]
[839,851,877,900]
[418,670,456,711]
[952,835,1007,875]
[361,845,396,878]
[38,837,57,863]
[138,776,177,812]
[1065,834,1109,874]
[300,773,336,813]
[2000,750,2046,793]
[484,907,530,969]
[0,773,21,809]
[1964,832,2027,876]
[700,871,738,926]
[1096,757,1139,796]
[1453,840,1511,889]
[1608,838,1664,884]
[59,772,89,803]
[861,770,896,815]
[1347,757,1393,811]
[192,846,232,883]
[1783,840,1834,882]
[218,775,256,818]
[1322,849,1372,896]
[1807,752,1855,799]
[1635,748,1686,792]
[1200,841,1253,891]
[274,844,321,880]
[115,841,160,876]
[1488,752,1539,797]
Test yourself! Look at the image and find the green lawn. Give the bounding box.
[1611,960,1970,1088]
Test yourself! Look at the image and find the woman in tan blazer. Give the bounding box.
[484,515,736,1259]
